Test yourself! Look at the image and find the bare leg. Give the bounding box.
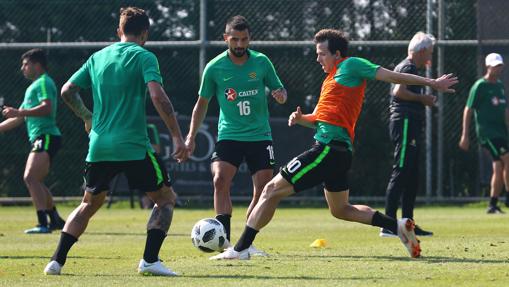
[491,161,504,199]
[143,186,176,263]
[501,154,509,192]
[211,161,237,240]
[43,184,55,210]
[247,169,273,219]
[48,191,106,267]
[211,161,237,215]
[24,152,51,211]
[324,189,375,224]
[224,174,294,253]
[145,186,176,232]
[63,191,106,238]
[246,174,294,230]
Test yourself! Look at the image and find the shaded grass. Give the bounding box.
[1,205,509,286]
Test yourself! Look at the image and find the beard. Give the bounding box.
[230,47,247,58]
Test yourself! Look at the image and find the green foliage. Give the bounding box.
[1,205,509,286]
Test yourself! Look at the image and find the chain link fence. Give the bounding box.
[0,0,502,202]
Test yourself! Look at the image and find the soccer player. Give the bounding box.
[44,7,187,276]
[380,32,436,238]
[185,15,287,256]
[211,29,458,260]
[459,53,508,214]
[0,49,65,234]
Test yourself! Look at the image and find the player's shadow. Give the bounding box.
[286,254,509,264]
[181,274,382,281]
[85,231,187,237]
[0,255,117,260]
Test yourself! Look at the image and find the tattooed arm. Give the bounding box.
[147,81,188,162]
[61,82,92,133]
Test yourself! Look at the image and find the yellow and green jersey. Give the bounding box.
[466,78,507,142]
[69,42,162,162]
[20,73,61,142]
[199,49,284,141]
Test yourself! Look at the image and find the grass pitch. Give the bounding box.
[1,203,509,286]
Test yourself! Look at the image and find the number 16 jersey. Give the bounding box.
[199,49,284,141]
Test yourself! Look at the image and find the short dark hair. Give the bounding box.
[119,7,150,36]
[21,48,47,70]
[313,29,349,57]
[225,15,250,34]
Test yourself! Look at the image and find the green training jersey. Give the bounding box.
[466,78,507,142]
[20,73,61,142]
[69,42,162,162]
[199,49,284,141]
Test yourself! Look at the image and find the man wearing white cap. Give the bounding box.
[459,53,508,213]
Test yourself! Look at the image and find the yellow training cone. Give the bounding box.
[310,239,327,248]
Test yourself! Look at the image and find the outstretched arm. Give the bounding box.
[147,81,187,162]
[376,67,458,93]
[185,96,209,155]
[458,107,473,150]
[61,82,92,133]
[0,116,24,133]
[393,84,436,107]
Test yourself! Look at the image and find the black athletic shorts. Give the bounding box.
[30,134,61,160]
[211,140,275,175]
[84,151,172,195]
[280,141,352,192]
[481,138,509,161]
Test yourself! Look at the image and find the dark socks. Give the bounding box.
[143,229,166,263]
[215,214,231,241]
[46,206,64,224]
[36,210,48,227]
[490,197,499,207]
[51,232,78,265]
[371,211,398,235]
[234,226,258,252]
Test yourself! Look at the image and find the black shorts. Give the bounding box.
[211,140,275,174]
[482,138,509,161]
[280,141,352,192]
[84,151,172,195]
[30,134,61,159]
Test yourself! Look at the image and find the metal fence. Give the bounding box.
[0,0,506,202]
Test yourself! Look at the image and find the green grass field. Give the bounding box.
[1,204,509,286]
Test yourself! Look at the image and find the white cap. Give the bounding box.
[485,53,504,67]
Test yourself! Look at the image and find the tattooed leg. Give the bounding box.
[147,204,174,234]
[143,187,176,263]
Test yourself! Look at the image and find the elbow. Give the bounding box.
[60,82,70,96]
[393,89,402,99]
[60,85,72,102]
[39,101,52,116]
[42,105,52,116]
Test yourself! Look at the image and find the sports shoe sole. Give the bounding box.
[399,219,421,258]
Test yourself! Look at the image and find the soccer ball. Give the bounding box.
[191,218,226,253]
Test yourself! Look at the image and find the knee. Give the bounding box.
[260,181,280,201]
[23,173,37,186]
[213,174,230,192]
[330,206,348,220]
[493,167,503,179]
[152,186,176,208]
